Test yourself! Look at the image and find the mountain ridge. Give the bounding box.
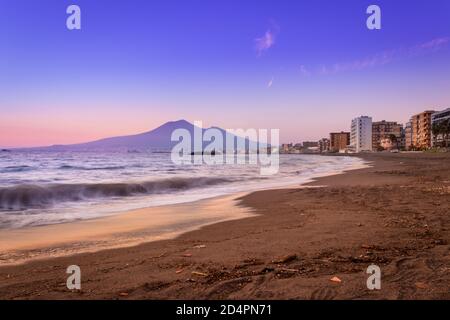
[19,120,260,152]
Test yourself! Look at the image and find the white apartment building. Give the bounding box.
[350,116,373,152]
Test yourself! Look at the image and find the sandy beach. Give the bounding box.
[0,152,449,300]
[0,193,254,266]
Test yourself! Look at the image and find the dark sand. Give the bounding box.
[0,153,449,300]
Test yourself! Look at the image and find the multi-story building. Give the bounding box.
[399,126,406,150]
[300,141,318,153]
[372,120,403,151]
[281,143,293,153]
[329,132,350,152]
[404,122,413,150]
[318,138,331,153]
[350,116,372,153]
[431,108,450,147]
[302,141,319,148]
[411,110,435,150]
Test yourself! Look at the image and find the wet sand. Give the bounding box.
[0,152,449,299]
[0,193,254,265]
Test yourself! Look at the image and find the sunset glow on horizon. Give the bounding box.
[2,0,450,148]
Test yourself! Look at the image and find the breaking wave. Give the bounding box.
[1,165,34,173]
[59,165,127,170]
[0,177,234,210]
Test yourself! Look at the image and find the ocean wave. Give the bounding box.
[0,165,33,173]
[0,177,234,210]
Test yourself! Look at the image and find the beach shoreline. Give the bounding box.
[0,192,255,266]
[0,156,368,266]
[0,152,449,299]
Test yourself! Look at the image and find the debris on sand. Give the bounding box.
[277,267,299,273]
[273,254,297,264]
[259,267,275,274]
[415,282,428,289]
[330,276,342,283]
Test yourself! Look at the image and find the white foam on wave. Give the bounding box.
[0,152,368,229]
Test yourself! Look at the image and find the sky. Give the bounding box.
[1,0,450,147]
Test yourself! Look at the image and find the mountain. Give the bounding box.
[25,120,261,152]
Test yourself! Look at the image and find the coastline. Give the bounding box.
[0,156,368,266]
[0,152,449,299]
[0,192,255,266]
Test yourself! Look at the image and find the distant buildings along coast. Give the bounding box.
[280,107,450,154]
[410,110,435,150]
[330,132,350,153]
[431,108,450,148]
[350,116,373,153]
[372,120,402,152]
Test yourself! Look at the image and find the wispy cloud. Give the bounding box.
[409,37,450,56]
[318,37,449,75]
[326,49,397,74]
[267,77,274,88]
[299,65,311,77]
[319,65,329,75]
[255,21,279,57]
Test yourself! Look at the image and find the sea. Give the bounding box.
[0,151,367,229]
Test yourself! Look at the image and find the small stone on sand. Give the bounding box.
[330,276,342,283]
